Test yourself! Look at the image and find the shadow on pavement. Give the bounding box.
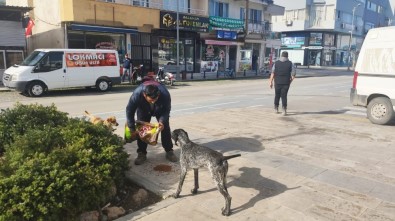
[201,136,265,153]
[288,109,348,115]
[229,167,300,215]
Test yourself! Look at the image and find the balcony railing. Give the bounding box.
[247,19,271,34]
[96,0,205,16]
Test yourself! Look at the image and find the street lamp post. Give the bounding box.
[176,0,180,80]
[347,3,360,71]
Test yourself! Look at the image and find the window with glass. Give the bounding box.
[209,0,229,17]
[240,8,262,24]
[68,31,125,51]
[6,51,24,69]
[36,52,64,72]
[364,22,375,33]
[324,33,335,46]
[163,0,189,13]
[367,1,377,12]
[309,33,323,46]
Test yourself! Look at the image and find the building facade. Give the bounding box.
[271,0,395,67]
[6,0,284,75]
[0,4,32,84]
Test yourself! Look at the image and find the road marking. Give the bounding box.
[172,101,240,112]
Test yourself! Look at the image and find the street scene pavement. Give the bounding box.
[119,97,394,220]
[1,68,394,221]
[118,68,394,221]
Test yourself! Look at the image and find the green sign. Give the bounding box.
[209,16,244,31]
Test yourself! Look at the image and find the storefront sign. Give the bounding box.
[217,30,237,40]
[65,53,117,67]
[160,11,209,32]
[209,16,244,31]
[205,40,239,46]
[95,42,116,49]
[281,37,305,48]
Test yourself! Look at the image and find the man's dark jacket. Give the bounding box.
[274,60,293,84]
[126,81,171,131]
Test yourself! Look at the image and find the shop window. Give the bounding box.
[5,51,24,69]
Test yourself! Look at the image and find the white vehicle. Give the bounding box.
[350,26,395,125]
[2,49,121,97]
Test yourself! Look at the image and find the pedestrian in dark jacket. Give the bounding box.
[122,54,132,83]
[126,80,177,165]
[269,51,296,116]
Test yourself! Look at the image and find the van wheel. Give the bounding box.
[96,79,111,92]
[367,97,395,125]
[27,82,46,97]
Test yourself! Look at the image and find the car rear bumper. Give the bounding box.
[350,88,367,106]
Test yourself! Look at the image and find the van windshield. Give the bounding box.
[20,51,47,66]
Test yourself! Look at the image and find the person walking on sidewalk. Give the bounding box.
[269,51,296,116]
[122,54,132,83]
[125,80,177,165]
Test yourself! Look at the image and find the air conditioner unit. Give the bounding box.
[286,20,293,26]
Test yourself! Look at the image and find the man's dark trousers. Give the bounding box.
[274,84,290,108]
[136,112,173,154]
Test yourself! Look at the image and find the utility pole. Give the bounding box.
[176,0,180,80]
[347,3,360,71]
[244,0,249,40]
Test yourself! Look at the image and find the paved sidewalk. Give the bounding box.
[117,105,394,221]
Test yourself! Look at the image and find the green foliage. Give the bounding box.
[0,103,129,221]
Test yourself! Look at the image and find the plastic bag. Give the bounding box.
[124,123,134,143]
[135,120,160,145]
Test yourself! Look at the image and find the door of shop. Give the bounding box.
[229,46,236,71]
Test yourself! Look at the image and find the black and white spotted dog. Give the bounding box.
[171,128,241,216]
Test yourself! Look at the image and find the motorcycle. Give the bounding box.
[155,67,175,86]
[131,64,144,85]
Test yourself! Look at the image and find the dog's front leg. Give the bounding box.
[191,168,199,194]
[173,168,187,198]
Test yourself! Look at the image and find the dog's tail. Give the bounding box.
[223,154,241,161]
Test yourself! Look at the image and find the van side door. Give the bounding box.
[33,51,65,89]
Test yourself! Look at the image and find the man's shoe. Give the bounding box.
[166,151,178,162]
[282,108,287,116]
[134,153,147,165]
[275,106,279,114]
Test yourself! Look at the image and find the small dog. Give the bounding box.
[171,129,241,216]
[84,110,119,130]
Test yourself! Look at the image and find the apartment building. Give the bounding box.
[6,0,284,74]
[271,0,394,67]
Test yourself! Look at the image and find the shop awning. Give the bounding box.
[70,24,138,34]
[205,40,239,46]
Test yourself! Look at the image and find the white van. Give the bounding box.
[350,26,395,125]
[2,49,121,97]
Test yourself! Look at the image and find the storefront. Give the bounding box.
[152,11,209,73]
[202,16,244,72]
[66,23,138,66]
[280,31,337,66]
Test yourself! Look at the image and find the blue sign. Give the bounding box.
[217,30,237,40]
